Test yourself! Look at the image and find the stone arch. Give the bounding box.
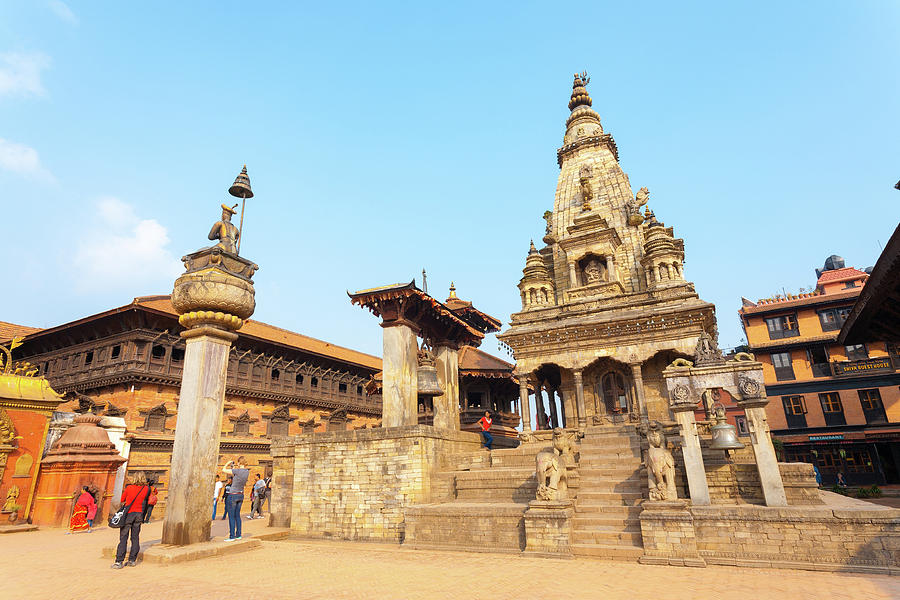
[583,356,633,418]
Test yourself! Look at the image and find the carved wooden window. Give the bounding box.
[311,377,318,388]
[328,409,348,432]
[267,405,292,437]
[151,344,166,360]
[233,415,250,435]
[296,373,304,385]
[357,385,363,396]
[818,307,852,332]
[858,389,887,424]
[338,383,347,393]
[111,345,121,359]
[600,372,628,413]
[145,406,168,432]
[271,369,280,381]
[84,351,94,366]
[171,348,185,362]
[844,449,875,473]
[771,352,795,381]
[845,344,868,361]
[252,365,264,381]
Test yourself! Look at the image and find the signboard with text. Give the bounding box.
[832,358,894,376]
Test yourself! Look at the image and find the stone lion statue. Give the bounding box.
[535,428,574,501]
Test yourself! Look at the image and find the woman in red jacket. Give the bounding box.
[112,471,151,569]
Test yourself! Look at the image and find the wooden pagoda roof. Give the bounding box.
[840,223,900,344]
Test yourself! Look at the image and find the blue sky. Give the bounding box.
[1,2,898,358]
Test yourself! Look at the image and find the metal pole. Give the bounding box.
[236,192,247,254]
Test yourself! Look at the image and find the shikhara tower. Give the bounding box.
[499,73,717,430]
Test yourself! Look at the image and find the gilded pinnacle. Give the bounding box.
[228,164,254,199]
[568,71,592,111]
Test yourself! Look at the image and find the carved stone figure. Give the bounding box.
[669,358,694,369]
[701,388,718,419]
[670,383,692,406]
[542,210,553,235]
[208,203,240,255]
[732,351,755,362]
[579,164,593,211]
[738,375,761,398]
[3,485,19,512]
[694,331,724,366]
[535,428,573,501]
[645,422,677,501]
[583,258,604,283]
[626,187,649,225]
[0,407,15,444]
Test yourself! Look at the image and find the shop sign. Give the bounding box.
[833,358,893,376]
[809,434,843,441]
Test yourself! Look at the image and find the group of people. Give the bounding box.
[214,456,272,542]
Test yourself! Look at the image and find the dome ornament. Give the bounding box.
[568,71,593,111]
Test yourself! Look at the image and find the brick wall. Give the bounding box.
[278,426,481,542]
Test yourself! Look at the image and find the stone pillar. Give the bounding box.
[568,262,577,288]
[519,377,532,432]
[740,399,788,507]
[555,388,566,427]
[573,369,587,428]
[432,343,460,430]
[670,405,710,506]
[630,363,647,420]
[381,322,419,428]
[163,245,257,546]
[546,383,559,429]
[163,327,236,545]
[606,254,617,282]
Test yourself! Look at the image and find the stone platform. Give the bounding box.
[0,523,38,534]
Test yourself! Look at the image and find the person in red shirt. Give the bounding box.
[143,481,158,523]
[112,471,151,569]
[478,411,493,451]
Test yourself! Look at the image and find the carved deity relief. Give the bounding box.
[578,164,594,211]
[3,485,19,511]
[583,259,604,284]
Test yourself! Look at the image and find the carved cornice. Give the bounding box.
[557,133,619,166]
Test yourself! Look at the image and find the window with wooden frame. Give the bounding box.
[771,351,795,381]
[818,448,841,471]
[858,389,887,424]
[817,307,852,332]
[844,449,875,473]
[818,392,846,426]
[765,314,800,339]
[845,344,868,361]
[781,395,807,428]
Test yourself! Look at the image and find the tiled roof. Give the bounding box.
[0,321,42,341]
[458,346,515,373]
[739,289,860,315]
[817,267,868,284]
[133,296,382,371]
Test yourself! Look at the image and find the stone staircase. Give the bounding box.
[571,425,646,560]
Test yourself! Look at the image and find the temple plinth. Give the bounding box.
[162,238,258,546]
[350,281,499,430]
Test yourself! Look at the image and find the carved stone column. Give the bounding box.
[606,254,617,282]
[432,343,460,430]
[630,363,647,420]
[568,262,577,288]
[163,246,257,546]
[669,387,710,506]
[738,379,788,507]
[545,382,559,429]
[555,388,566,427]
[573,369,587,428]
[519,376,532,432]
[381,321,419,428]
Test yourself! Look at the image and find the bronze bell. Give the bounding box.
[416,346,443,397]
[229,164,254,199]
[709,404,745,451]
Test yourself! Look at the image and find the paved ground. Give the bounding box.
[2,513,898,600]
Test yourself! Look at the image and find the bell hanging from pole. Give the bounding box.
[709,403,745,451]
[416,342,443,397]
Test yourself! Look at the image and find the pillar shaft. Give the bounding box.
[573,369,587,428]
[519,378,532,432]
[546,383,559,429]
[742,404,788,507]
[630,363,647,419]
[162,330,234,545]
[433,344,460,430]
[606,254,616,282]
[672,408,710,506]
[381,323,418,427]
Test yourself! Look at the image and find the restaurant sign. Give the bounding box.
[809,434,844,441]
[833,357,893,376]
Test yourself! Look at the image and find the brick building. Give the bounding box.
[10,295,382,516]
[739,256,900,486]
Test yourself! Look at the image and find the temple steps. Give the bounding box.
[571,542,644,560]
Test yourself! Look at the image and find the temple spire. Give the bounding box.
[568,72,592,111]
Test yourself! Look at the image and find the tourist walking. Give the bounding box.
[478,410,493,451]
[261,475,272,513]
[220,475,231,519]
[112,471,151,569]
[250,473,266,519]
[222,457,250,541]
[67,486,97,533]
[143,480,158,523]
[213,474,224,520]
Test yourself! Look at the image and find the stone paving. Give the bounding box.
[2,514,898,600]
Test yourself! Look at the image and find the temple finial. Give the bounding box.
[448,282,458,300]
[569,71,592,111]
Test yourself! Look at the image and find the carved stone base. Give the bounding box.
[524,499,574,557]
[639,500,706,567]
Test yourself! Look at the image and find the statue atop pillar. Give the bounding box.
[208,203,240,255]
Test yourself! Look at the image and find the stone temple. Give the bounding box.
[261,74,899,572]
